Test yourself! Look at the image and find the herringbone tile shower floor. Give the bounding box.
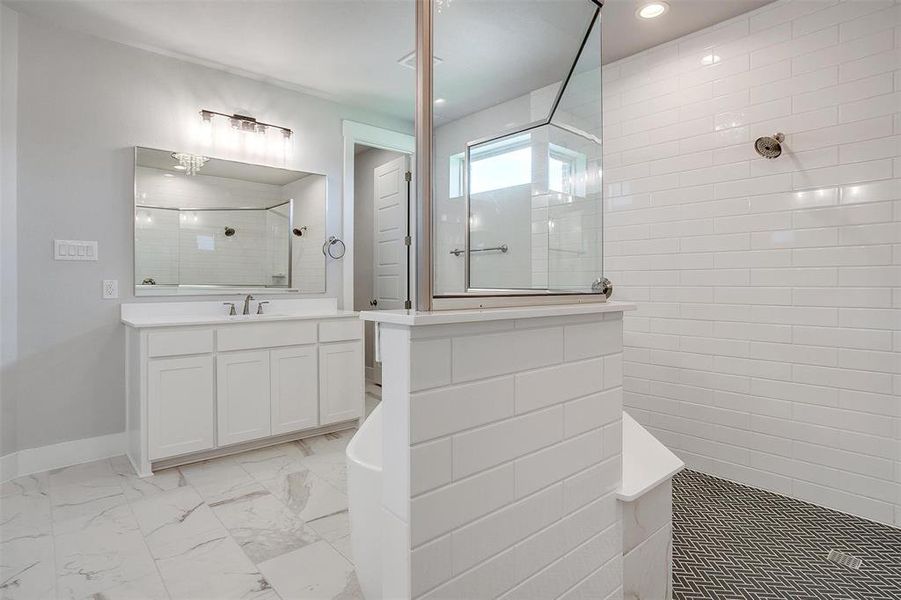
[672,470,901,600]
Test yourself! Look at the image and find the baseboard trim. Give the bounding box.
[0,452,18,484]
[1,432,126,483]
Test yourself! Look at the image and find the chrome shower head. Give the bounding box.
[755,132,785,159]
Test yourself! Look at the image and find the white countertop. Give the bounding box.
[121,298,357,328]
[122,311,358,328]
[618,411,684,502]
[359,301,635,326]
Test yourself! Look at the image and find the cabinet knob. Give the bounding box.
[369,299,378,307]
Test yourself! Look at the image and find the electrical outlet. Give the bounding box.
[102,280,118,299]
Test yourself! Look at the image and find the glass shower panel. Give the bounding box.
[431,0,603,297]
[547,10,603,292]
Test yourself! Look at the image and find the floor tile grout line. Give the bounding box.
[118,472,178,600]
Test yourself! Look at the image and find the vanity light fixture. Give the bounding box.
[636,2,669,19]
[171,152,209,176]
[200,109,292,140]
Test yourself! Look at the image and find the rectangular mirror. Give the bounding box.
[134,147,326,296]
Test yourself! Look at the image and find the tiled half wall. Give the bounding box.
[378,312,625,599]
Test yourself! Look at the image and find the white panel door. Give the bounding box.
[270,345,319,435]
[373,155,409,311]
[319,341,364,425]
[148,355,214,460]
[217,350,271,446]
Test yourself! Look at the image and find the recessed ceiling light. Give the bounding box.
[637,2,669,19]
[701,53,721,66]
[434,98,446,105]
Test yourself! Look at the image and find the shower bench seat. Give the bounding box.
[619,411,684,600]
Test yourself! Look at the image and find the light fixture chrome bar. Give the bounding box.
[200,109,293,138]
[415,0,434,312]
[450,244,508,257]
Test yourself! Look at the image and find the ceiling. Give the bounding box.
[8,0,775,123]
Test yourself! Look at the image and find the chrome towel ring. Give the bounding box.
[322,236,346,259]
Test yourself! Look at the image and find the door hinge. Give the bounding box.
[404,300,412,309]
[404,235,412,246]
[404,171,412,182]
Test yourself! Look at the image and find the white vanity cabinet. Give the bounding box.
[271,345,319,434]
[217,350,272,446]
[147,355,215,459]
[124,311,363,476]
[320,341,364,424]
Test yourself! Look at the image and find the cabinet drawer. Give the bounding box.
[319,319,363,343]
[148,329,213,358]
[217,321,317,352]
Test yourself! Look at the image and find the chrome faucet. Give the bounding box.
[242,294,255,315]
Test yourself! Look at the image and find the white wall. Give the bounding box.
[0,5,18,458]
[5,11,410,454]
[604,0,900,526]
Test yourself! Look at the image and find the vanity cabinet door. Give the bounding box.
[270,345,319,435]
[319,341,364,425]
[217,350,271,446]
[148,355,214,460]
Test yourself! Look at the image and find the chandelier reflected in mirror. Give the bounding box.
[171,152,208,176]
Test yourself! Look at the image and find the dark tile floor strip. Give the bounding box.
[672,470,901,600]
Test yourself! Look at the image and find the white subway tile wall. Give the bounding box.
[410,314,624,599]
[604,0,900,527]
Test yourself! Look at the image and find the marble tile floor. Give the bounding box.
[0,425,369,600]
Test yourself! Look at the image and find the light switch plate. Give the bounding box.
[54,240,98,261]
[102,280,118,299]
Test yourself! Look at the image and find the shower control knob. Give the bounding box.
[592,277,613,299]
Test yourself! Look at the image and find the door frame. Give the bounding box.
[341,120,415,312]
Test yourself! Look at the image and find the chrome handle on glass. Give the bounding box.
[257,301,270,315]
[223,302,237,316]
[449,244,508,257]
